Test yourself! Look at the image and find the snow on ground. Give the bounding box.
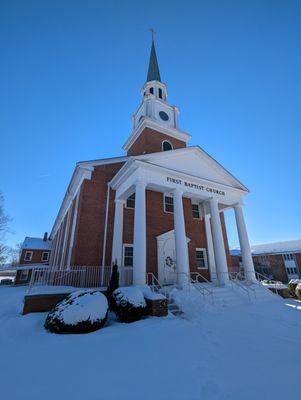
[0,286,301,400]
[0,275,15,282]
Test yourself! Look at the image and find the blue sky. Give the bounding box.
[1,0,300,249]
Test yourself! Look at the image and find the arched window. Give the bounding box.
[158,88,163,99]
[162,141,173,151]
[150,87,154,95]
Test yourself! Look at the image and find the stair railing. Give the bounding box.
[254,271,284,296]
[190,272,214,303]
[146,272,168,297]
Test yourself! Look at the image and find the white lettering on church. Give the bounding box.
[166,176,225,196]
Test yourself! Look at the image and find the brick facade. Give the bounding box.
[15,248,51,285]
[127,128,186,156]
[231,252,301,283]
[51,160,232,280]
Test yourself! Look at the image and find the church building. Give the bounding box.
[49,39,256,288]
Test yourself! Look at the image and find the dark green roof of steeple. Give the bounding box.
[147,39,161,82]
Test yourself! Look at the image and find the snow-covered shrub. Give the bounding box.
[288,279,301,297]
[44,290,108,334]
[113,287,147,323]
[295,283,301,300]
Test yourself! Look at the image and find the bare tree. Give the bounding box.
[9,242,22,267]
[0,192,11,267]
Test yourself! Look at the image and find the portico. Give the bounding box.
[110,148,256,287]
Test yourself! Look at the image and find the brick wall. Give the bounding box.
[72,163,125,266]
[16,249,51,284]
[127,127,186,156]
[52,162,232,279]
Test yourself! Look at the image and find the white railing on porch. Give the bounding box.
[28,266,112,294]
[120,266,133,286]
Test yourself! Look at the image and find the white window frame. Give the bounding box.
[126,193,135,209]
[191,203,201,219]
[162,140,173,152]
[195,248,208,269]
[24,251,33,262]
[123,244,134,267]
[41,252,49,262]
[164,194,174,213]
[19,269,29,281]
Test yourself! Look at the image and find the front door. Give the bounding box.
[162,237,177,284]
[157,231,177,285]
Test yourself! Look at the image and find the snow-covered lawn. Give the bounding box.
[0,286,301,400]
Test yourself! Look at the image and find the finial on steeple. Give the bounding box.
[150,28,155,42]
[147,29,161,83]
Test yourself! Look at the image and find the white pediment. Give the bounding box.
[136,147,248,191]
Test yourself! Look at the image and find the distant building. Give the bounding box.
[15,233,52,285]
[230,240,301,283]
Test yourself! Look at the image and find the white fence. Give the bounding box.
[28,265,134,294]
[28,266,111,294]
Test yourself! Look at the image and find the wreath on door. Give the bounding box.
[165,256,176,271]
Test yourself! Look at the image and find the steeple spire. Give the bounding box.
[147,29,161,83]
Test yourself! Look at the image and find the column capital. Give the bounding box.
[234,200,244,209]
[134,180,146,189]
[172,187,184,196]
[209,197,218,205]
[115,198,125,205]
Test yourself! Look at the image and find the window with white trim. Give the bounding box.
[20,269,29,281]
[123,245,133,267]
[164,195,174,213]
[41,252,49,262]
[162,141,173,152]
[196,248,208,269]
[126,193,135,209]
[192,203,200,219]
[24,251,33,262]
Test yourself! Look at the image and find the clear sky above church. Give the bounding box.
[1,0,300,249]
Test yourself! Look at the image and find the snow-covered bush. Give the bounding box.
[295,283,301,300]
[288,279,301,297]
[113,286,147,323]
[44,290,108,334]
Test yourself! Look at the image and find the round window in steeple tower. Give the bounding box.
[159,111,169,121]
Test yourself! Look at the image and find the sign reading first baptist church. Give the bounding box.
[166,177,226,196]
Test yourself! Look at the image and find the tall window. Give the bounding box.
[162,141,173,152]
[196,249,208,269]
[126,193,135,209]
[158,88,163,99]
[192,203,200,219]
[24,251,33,262]
[164,195,174,213]
[123,245,133,267]
[150,87,154,95]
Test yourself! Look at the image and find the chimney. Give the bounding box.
[43,232,48,242]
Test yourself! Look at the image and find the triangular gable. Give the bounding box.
[135,146,248,191]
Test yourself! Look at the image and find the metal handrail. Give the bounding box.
[190,272,214,301]
[171,271,214,303]
[254,271,285,296]
[211,271,256,300]
[146,272,168,297]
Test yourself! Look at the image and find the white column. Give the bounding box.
[204,213,218,284]
[173,189,190,286]
[133,181,147,285]
[111,199,124,268]
[209,198,229,285]
[234,203,256,282]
